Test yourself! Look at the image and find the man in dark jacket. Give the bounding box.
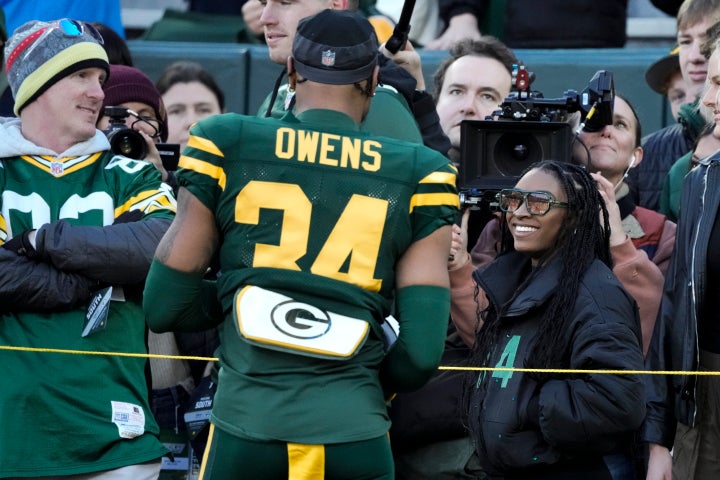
[628,1,720,211]
[628,99,706,211]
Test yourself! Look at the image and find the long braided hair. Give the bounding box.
[469,160,612,384]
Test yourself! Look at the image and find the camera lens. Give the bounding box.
[107,128,147,160]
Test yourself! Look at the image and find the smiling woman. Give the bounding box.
[449,160,646,479]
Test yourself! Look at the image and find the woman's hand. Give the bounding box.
[141,131,168,182]
[448,209,471,269]
[591,172,627,247]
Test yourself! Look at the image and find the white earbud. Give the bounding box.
[628,154,636,169]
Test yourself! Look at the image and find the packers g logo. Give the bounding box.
[271,301,331,339]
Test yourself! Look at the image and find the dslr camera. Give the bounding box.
[458,65,615,211]
[102,106,181,170]
[102,106,148,160]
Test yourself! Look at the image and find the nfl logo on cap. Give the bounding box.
[321,50,335,67]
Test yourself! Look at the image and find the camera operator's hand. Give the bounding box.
[591,172,627,248]
[140,131,169,183]
[448,209,471,270]
[379,40,425,91]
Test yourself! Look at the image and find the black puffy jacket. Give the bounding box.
[468,252,645,475]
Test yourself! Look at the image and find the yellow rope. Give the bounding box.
[438,366,720,376]
[0,344,218,362]
[1,344,718,376]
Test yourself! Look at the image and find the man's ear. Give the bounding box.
[369,64,380,96]
[332,0,349,10]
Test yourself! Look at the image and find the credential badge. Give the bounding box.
[321,49,336,67]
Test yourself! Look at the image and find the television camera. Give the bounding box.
[458,65,615,211]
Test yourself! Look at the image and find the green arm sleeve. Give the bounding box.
[379,285,450,396]
[143,259,223,333]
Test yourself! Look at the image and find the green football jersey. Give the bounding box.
[176,109,458,444]
[0,152,174,476]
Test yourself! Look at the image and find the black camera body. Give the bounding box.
[458,67,615,211]
[101,106,181,171]
[102,106,148,160]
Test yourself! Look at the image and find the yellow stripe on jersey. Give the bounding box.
[61,153,103,175]
[179,155,227,190]
[419,171,457,186]
[287,443,325,479]
[187,134,224,157]
[409,192,460,212]
[114,187,177,217]
[0,214,7,243]
[20,152,102,176]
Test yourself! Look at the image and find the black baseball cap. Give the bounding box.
[645,45,680,94]
[292,9,379,85]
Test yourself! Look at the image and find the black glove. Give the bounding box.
[2,229,37,258]
[113,209,144,224]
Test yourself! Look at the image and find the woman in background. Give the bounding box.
[156,60,225,152]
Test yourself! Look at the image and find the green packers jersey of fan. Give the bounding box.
[176,109,458,444]
[0,152,174,476]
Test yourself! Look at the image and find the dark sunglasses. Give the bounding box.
[496,189,569,216]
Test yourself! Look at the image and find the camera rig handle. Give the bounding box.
[494,69,614,132]
[385,0,416,54]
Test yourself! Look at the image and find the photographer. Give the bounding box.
[97,62,217,475]
[96,64,172,185]
[433,36,517,164]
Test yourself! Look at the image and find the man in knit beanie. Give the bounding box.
[4,18,110,116]
[0,18,175,479]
